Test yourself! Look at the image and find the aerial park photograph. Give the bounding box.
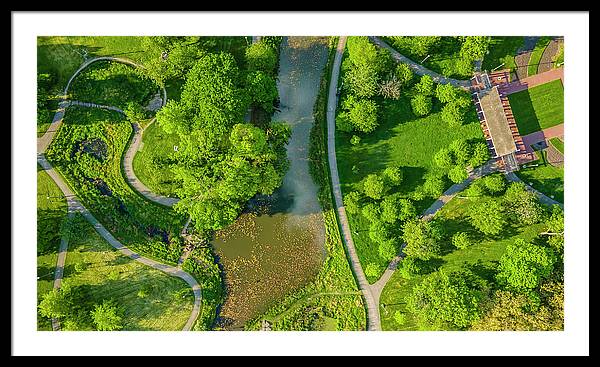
[12,11,588,357]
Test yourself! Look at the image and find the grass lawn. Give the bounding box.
[132,120,181,197]
[379,186,547,330]
[59,219,194,330]
[516,150,564,203]
[527,37,553,76]
[381,36,471,79]
[481,36,525,75]
[508,79,564,136]
[37,166,68,330]
[549,137,564,154]
[336,93,483,283]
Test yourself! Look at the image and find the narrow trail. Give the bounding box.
[368,36,472,89]
[38,56,201,331]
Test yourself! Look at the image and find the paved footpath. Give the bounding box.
[500,66,564,95]
[368,36,472,89]
[327,36,381,331]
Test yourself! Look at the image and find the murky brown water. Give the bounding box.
[212,36,329,330]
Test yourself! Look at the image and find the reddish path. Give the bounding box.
[521,123,564,152]
[500,67,564,95]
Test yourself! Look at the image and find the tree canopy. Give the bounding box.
[496,239,556,292]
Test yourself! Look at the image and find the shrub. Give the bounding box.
[350,135,361,145]
[449,139,471,164]
[482,174,506,194]
[382,166,403,187]
[435,83,459,104]
[378,240,397,261]
[470,142,490,167]
[396,63,414,86]
[336,112,354,132]
[362,202,381,223]
[378,75,402,99]
[394,311,406,326]
[434,147,454,169]
[423,173,445,198]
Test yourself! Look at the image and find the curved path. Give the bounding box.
[327,36,380,331]
[368,36,471,89]
[38,57,201,331]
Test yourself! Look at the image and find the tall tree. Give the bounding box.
[91,300,123,331]
[496,239,556,292]
[402,219,442,260]
[469,198,506,236]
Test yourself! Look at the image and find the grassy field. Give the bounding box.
[245,37,367,331]
[516,150,564,203]
[336,93,483,282]
[509,79,564,136]
[132,121,181,197]
[481,36,524,75]
[527,37,553,76]
[379,184,547,330]
[58,219,194,330]
[37,166,68,330]
[381,36,471,79]
[549,137,564,154]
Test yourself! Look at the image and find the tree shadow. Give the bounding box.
[464,259,499,284]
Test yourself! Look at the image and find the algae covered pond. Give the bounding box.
[212,36,330,329]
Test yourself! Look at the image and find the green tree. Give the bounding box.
[396,63,414,86]
[379,240,398,261]
[39,288,72,319]
[460,36,491,61]
[346,36,379,67]
[361,202,381,223]
[381,194,415,224]
[411,36,441,57]
[382,166,403,187]
[435,83,459,103]
[344,65,379,98]
[410,94,432,116]
[481,174,506,195]
[124,101,148,122]
[369,220,391,245]
[422,173,445,198]
[503,182,544,225]
[335,111,353,132]
[470,142,490,168]
[449,138,471,165]
[402,219,442,260]
[434,147,454,169]
[350,135,362,145]
[496,239,556,292]
[407,269,487,329]
[246,41,278,74]
[349,99,379,133]
[448,164,468,184]
[246,71,278,113]
[363,173,386,199]
[469,198,505,236]
[344,191,363,215]
[394,311,407,326]
[544,205,564,256]
[414,75,435,96]
[452,231,471,249]
[91,300,123,331]
[441,101,465,127]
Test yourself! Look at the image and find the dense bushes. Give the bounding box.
[46,106,186,264]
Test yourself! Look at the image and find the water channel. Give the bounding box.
[212,37,330,330]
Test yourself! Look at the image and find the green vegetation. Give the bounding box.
[508,79,564,135]
[516,150,564,203]
[549,137,564,154]
[37,73,60,137]
[45,106,186,264]
[554,42,564,67]
[69,60,158,109]
[132,120,181,197]
[527,37,553,76]
[481,37,525,74]
[245,37,366,331]
[380,176,563,331]
[37,166,68,330]
[382,36,489,79]
[38,218,194,330]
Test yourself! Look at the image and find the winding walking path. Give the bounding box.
[368,36,471,89]
[327,36,380,331]
[38,57,201,331]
